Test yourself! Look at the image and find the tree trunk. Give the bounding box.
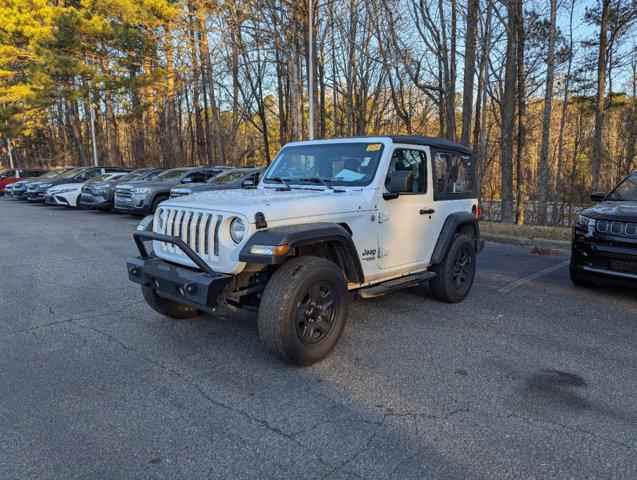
[537,0,557,225]
[552,0,575,224]
[500,0,517,223]
[592,0,611,190]
[515,0,526,225]
[461,0,479,146]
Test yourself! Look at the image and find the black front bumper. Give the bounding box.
[571,227,637,285]
[27,190,47,202]
[127,231,231,312]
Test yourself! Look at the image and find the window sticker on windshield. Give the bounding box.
[361,157,371,167]
[335,169,366,181]
[366,144,382,152]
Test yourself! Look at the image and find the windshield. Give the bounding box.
[153,168,190,182]
[90,173,118,183]
[116,170,146,182]
[209,170,250,184]
[264,142,385,187]
[606,174,637,202]
[55,167,85,179]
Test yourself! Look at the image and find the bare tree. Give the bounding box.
[536,0,558,225]
[591,0,611,190]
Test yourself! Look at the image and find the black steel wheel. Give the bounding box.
[258,256,348,366]
[295,281,337,346]
[430,234,476,303]
[451,248,473,292]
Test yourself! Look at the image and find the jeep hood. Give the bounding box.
[163,187,367,222]
[582,202,637,222]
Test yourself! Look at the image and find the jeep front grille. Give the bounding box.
[156,207,222,259]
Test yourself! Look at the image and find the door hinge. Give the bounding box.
[378,211,389,223]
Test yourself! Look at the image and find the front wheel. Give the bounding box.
[569,262,594,287]
[258,256,348,366]
[430,234,477,303]
[141,285,199,319]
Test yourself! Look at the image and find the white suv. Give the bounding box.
[128,136,483,365]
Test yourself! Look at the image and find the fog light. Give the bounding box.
[184,283,196,294]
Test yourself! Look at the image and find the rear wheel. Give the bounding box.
[430,234,476,303]
[258,256,348,366]
[141,285,199,319]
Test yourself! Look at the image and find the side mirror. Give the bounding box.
[590,192,605,202]
[384,171,414,199]
[181,177,192,184]
[242,179,255,187]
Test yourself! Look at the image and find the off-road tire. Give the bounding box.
[430,234,476,303]
[569,262,594,287]
[141,285,199,319]
[258,256,348,366]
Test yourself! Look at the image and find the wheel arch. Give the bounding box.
[430,212,481,265]
[239,222,364,283]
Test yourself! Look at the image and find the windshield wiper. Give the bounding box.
[298,177,345,193]
[269,177,292,191]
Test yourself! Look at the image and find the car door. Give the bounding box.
[377,146,436,270]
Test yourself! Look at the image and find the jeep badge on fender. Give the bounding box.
[127,136,484,366]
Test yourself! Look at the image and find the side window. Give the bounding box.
[385,149,427,193]
[84,170,101,180]
[186,171,208,183]
[203,169,219,180]
[434,152,475,198]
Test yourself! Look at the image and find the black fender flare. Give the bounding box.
[430,212,482,264]
[239,222,364,283]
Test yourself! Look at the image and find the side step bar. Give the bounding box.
[357,271,436,299]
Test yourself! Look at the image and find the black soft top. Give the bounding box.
[386,135,472,155]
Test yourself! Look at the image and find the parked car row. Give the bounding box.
[3,164,265,214]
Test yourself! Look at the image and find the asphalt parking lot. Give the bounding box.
[1,200,635,479]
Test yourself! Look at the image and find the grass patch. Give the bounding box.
[480,220,571,241]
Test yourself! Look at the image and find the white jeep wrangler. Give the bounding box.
[128,136,484,365]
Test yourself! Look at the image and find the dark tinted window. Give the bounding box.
[183,171,208,183]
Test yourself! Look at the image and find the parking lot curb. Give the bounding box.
[483,233,570,251]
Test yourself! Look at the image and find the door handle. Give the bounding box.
[420,209,435,215]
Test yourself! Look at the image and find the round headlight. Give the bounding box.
[229,217,245,243]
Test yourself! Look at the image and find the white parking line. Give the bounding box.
[498,260,570,293]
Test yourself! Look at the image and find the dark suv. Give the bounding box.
[26,166,131,202]
[571,172,637,287]
[81,168,164,210]
[114,166,223,215]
